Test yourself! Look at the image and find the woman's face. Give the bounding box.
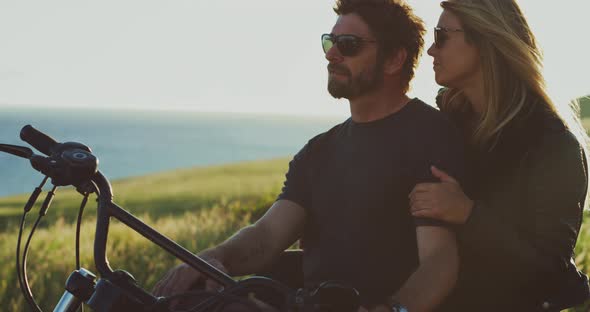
[427,9,482,90]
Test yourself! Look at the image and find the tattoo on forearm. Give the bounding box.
[224,226,269,272]
[236,241,266,266]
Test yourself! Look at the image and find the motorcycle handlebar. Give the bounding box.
[20,125,60,156]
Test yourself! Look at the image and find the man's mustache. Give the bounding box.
[327,63,351,76]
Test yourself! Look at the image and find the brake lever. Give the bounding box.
[0,144,35,159]
[0,141,98,187]
[29,148,98,187]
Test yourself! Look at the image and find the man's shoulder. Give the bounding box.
[307,118,349,146]
[410,98,451,120]
[406,98,458,133]
[294,118,349,161]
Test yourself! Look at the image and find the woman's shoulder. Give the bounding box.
[525,126,586,181]
[538,127,579,146]
[507,102,566,149]
[490,105,578,170]
[528,107,579,153]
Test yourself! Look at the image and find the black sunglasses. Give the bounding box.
[434,27,464,48]
[321,33,377,57]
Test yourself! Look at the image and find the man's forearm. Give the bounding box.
[390,246,458,312]
[199,224,278,276]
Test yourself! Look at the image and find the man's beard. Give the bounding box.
[327,60,383,99]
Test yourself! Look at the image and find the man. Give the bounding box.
[153,0,463,311]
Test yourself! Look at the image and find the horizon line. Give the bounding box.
[0,103,348,119]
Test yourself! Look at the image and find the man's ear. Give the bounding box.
[383,48,407,75]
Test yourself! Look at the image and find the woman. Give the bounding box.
[409,0,590,311]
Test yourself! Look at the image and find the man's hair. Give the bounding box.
[333,0,426,93]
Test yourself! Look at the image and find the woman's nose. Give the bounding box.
[427,42,437,57]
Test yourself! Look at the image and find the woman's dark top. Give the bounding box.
[437,94,590,311]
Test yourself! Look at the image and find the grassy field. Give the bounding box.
[0,158,288,311]
[2,108,590,310]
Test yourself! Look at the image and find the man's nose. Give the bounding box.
[325,45,343,63]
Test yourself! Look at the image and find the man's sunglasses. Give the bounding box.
[434,27,464,48]
[321,33,377,57]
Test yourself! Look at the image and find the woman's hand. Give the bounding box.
[409,166,474,224]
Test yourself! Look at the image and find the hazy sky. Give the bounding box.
[1,1,588,117]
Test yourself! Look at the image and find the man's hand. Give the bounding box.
[152,257,228,297]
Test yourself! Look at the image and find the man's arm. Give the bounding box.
[203,199,306,275]
[384,226,458,312]
[152,199,306,297]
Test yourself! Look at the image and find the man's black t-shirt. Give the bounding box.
[277,98,465,305]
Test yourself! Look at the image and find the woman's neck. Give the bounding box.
[462,84,486,117]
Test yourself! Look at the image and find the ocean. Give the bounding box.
[0,107,341,197]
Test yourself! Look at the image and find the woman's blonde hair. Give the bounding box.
[438,0,589,153]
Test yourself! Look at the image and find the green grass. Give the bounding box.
[0,158,288,231]
[0,158,288,311]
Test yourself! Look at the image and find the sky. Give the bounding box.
[0,1,589,117]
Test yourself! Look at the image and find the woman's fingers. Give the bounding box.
[410,183,444,203]
[409,197,431,211]
[409,183,438,200]
[411,200,441,218]
[410,193,440,218]
[430,165,458,184]
[408,168,473,224]
[411,208,438,218]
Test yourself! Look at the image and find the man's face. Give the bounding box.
[325,14,383,99]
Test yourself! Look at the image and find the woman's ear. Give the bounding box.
[383,48,407,75]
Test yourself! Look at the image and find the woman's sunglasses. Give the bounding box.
[434,27,464,48]
[321,33,377,57]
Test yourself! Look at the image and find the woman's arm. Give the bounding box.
[460,130,586,279]
[410,130,587,286]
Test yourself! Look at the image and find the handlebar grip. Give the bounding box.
[20,125,60,156]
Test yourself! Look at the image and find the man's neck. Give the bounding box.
[349,89,411,123]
